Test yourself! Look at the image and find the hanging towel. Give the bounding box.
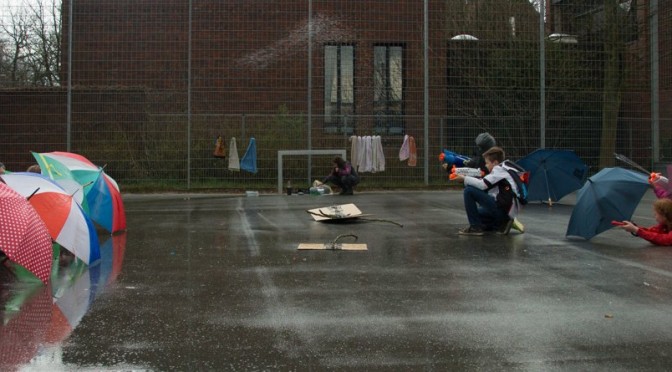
[228,137,240,171]
[240,137,257,174]
[213,135,226,158]
[361,136,373,173]
[372,135,385,172]
[355,136,365,172]
[399,135,410,161]
[408,136,417,167]
[349,135,359,171]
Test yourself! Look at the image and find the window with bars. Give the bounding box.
[324,44,355,134]
[373,44,404,135]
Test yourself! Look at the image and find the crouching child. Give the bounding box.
[452,147,525,236]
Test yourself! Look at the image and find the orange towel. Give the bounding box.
[213,135,226,158]
[408,136,417,167]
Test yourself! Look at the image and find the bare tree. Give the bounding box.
[0,5,31,86]
[25,0,61,86]
[0,0,61,87]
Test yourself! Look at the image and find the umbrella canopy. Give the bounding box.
[33,151,126,233]
[0,182,52,284]
[566,167,650,240]
[517,149,588,203]
[2,172,100,265]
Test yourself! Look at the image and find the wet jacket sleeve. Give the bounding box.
[463,166,506,190]
[635,224,672,246]
[463,175,488,190]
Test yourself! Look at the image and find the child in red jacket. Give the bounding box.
[617,198,672,246]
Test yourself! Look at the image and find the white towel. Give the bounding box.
[350,135,359,170]
[228,137,240,171]
[399,134,410,161]
[373,135,385,172]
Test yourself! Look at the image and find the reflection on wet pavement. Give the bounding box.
[4,192,672,370]
[1,233,127,371]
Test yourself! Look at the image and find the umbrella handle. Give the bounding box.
[26,187,40,200]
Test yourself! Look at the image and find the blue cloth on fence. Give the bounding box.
[240,137,257,174]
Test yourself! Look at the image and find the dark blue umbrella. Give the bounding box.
[566,167,650,240]
[517,149,588,203]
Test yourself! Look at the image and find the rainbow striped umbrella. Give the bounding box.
[33,151,126,234]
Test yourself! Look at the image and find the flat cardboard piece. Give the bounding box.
[307,203,370,221]
[297,243,368,251]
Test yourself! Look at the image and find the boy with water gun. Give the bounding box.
[452,147,524,235]
[440,132,524,233]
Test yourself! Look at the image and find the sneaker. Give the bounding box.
[511,218,525,233]
[497,218,514,235]
[458,226,484,236]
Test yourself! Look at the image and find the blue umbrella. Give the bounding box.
[566,167,650,240]
[517,149,588,203]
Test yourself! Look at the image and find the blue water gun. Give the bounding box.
[438,149,469,168]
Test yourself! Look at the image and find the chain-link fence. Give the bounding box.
[2,1,670,192]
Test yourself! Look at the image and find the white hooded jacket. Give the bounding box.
[463,162,521,218]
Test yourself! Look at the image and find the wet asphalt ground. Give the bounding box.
[5,189,672,371]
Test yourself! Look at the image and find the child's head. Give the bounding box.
[26,164,41,173]
[475,132,496,152]
[653,198,672,228]
[333,156,346,169]
[482,147,504,171]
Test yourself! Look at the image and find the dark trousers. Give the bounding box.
[463,185,508,230]
[324,174,359,191]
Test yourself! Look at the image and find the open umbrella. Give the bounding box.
[2,172,100,265]
[33,151,126,233]
[0,182,52,284]
[517,149,588,203]
[566,167,650,240]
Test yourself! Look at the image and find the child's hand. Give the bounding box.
[617,221,638,234]
[452,174,464,182]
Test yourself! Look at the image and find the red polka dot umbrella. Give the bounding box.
[2,172,100,265]
[0,182,52,284]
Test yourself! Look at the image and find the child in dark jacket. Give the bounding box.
[322,156,360,195]
[617,198,672,246]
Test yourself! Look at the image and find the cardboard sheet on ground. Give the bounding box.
[306,203,372,221]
